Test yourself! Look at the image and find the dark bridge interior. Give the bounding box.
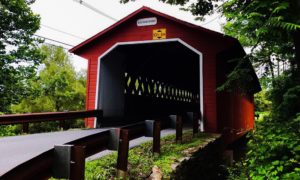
[99,41,200,126]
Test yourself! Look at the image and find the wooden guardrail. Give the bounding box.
[0,110,103,133]
[0,111,200,180]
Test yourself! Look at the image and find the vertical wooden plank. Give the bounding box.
[176,115,183,142]
[70,146,85,180]
[153,120,161,154]
[116,129,129,178]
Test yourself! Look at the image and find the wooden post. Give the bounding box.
[70,146,85,180]
[153,120,161,154]
[117,129,129,178]
[193,112,199,136]
[59,120,67,130]
[176,115,183,142]
[22,122,29,133]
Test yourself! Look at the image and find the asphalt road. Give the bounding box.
[0,128,108,176]
[0,128,175,176]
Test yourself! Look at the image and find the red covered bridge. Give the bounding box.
[0,6,260,179]
[70,6,260,133]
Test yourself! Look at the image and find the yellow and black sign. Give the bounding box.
[153,28,166,40]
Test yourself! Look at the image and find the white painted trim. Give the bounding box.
[94,53,101,128]
[94,38,204,130]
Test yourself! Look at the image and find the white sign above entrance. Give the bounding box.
[137,17,157,26]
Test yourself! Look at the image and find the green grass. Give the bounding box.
[85,131,219,179]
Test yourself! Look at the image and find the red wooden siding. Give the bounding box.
[216,41,256,137]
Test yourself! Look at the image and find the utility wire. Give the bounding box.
[73,0,117,22]
[200,0,227,26]
[200,14,221,26]
[41,24,85,40]
[43,42,71,50]
[33,34,75,47]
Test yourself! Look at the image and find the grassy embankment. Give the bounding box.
[85,130,219,179]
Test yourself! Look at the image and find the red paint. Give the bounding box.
[70,7,260,133]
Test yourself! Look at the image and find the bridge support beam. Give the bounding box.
[153,120,161,154]
[176,115,183,143]
[193,112,199,136]
[145,120,161,154]
[116,129,129,179]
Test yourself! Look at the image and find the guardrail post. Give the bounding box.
[70,146,85,180]
[117,129,129,179]
[22,122,29,133]
[59,120,67,130]
[176,115,183,142]
[153,120,161,154]
[193,112,199,136]
[53,145,85,180]
[108,128,121,150]
[53,145,73,179]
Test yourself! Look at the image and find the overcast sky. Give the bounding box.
[30,0,225,72]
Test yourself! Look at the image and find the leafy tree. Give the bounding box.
[12,45,86,112]
[11,45,86,133]
[221,0,300,82]
[0,0,43,113]
[220,0,300,121]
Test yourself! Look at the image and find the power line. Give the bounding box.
[200,14,221,26]
[33,34,75,47]
[200,0,228,26]
[73,0,117,22]
[41,24,85,40]
[43,42,70,50]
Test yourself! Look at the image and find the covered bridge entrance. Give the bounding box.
[70,6,260,135]
[98,39,203,127]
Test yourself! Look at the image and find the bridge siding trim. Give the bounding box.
[70,7,257,133]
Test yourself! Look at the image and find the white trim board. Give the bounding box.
[94,38,204,131]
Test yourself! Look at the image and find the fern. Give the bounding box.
[272,2,289,14]
[279,22,300,31]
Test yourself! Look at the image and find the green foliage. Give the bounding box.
[0,125,19,137]
[85,131,214,179]
[216,57,257,94]
[268,71,300,121]
[275,85,300,120]
[254,89,271,113]
[11,45,86,113]
[228,70,300,179]
[85,152,118,179]
[10,45,86,133]
[229,113,300,179]
[222,0,300,80]
[0,111,21,136]
[0,0,43,113]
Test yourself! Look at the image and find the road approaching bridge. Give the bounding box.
[0,109,202,179]
[0,128,108,176]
